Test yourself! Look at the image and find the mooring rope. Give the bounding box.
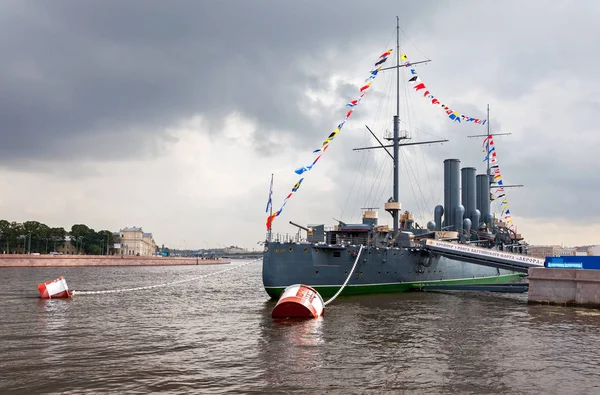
[71,258,262,295]
[324,245,364,306]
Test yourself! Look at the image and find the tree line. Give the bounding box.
[0,220,117,255]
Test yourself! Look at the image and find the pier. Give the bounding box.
[528,266,600,308]
[423,240,600,308]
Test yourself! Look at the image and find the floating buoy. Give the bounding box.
[272,284,324,319]
[38,276,72,299]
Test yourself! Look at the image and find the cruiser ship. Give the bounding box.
[262,18,528,299]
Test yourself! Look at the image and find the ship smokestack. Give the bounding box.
[443,159,460,230]
[461,167,477,223]
[476,174,491,227]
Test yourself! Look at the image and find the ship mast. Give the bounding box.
[352,18,444,239]
[392,16,400,234]
[486,104,490,176]
[467,106,522,226]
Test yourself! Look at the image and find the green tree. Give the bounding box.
[70,224,94,254]
[50,227,67,252]
[69,224,114,255]
[6,222,25,253]
[0,220,9,253]
[97,230,116,255]
[37,224,51,253]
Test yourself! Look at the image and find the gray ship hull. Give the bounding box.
[262,241,521,299]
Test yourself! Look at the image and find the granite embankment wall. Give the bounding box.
[0,255,229,267]
[528,267,600,308]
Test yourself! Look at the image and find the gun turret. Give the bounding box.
[332,217,347,227]
[289,221,310,232]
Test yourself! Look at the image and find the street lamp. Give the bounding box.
[77,236,84,255]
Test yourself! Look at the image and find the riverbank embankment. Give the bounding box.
[0,255,230,267]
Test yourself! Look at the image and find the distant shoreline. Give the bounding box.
[0,254,230,267]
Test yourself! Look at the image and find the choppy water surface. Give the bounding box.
[1,261,599,394]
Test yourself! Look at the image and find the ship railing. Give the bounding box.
[269,233,311,244]
[326,234,369,246]
[269,232,371,246]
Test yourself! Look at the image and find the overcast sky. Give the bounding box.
[1,0,599,249]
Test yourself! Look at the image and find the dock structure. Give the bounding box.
[528,256,600,308]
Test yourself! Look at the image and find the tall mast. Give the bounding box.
[485,104,491,226]
[486,104,490,175]
[355,19,440,237]
[392,16,400,234]
[467,104,519,228]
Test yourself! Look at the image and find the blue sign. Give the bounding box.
[545,256,600,270]
[546,262,583,269]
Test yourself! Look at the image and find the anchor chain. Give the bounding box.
[71,258,262,295]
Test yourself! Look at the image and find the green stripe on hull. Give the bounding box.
[264,273,525,299]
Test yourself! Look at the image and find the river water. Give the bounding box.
[1,260,599,394]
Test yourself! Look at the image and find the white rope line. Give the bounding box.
[324,245,364,306]
[71,258,262,295]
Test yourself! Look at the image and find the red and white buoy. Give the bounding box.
[37,276,72,299]
[272,284,324,319]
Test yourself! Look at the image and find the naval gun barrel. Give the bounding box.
[289,221,310,232]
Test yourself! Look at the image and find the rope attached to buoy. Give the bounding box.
[71,258,262,296]
[324,245,364,306]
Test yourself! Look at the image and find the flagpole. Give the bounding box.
[268,173,273,242]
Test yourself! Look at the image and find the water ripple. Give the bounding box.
[0,263,599,394]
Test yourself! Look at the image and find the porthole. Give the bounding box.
[289,247,293,252]
[303,247,308,253]
[264,246,269,253]
[315,270,319,274]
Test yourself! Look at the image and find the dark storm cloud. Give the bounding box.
[0,0,434,165]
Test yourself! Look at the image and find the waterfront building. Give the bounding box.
[117,226,157,256]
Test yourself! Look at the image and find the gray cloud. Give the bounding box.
[0,0,432,165]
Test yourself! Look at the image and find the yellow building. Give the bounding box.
[117,226,157,256]
[526,245,559,258]
[55,239,78,255]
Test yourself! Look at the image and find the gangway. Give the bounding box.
[422,239,544,274]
